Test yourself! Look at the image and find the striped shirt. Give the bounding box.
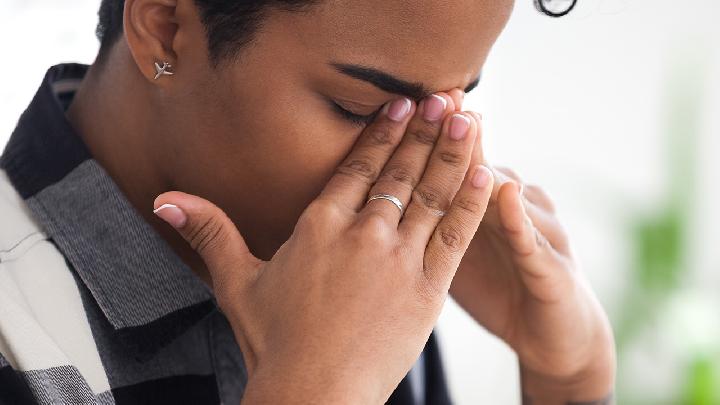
[0,63,453,405]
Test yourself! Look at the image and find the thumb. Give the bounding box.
[152,191,262,288]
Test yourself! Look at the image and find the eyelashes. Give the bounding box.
[329,99,381,127]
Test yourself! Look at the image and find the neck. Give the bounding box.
[65,48,214,286]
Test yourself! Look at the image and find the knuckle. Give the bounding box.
[408,121,440,146]
[298,198,346,232]
[453,195,483,215]
[186,215,227,256]
[412,183,449,211]
[438,150,464,167]
[366,122,396,145]
[500,221,522,237]
[335,156,378,184]
[436,223,465,253]
[354,213,395,246]
[379,163,418,189]
[300,199,327,220]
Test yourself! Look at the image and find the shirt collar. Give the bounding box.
[0,63,215,360]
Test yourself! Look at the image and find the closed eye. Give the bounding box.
[328,99,381,127]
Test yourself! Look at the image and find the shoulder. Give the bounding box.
[0,168,113,404]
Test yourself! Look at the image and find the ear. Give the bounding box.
[124,0,180,82]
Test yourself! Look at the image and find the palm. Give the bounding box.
[447,174,611,377]
[449,213,529,345]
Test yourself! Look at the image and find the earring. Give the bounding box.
[153,61,174,80]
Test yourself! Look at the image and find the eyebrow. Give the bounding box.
[329,61,481,101]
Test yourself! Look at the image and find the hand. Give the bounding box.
[153,93,495,404]
[441,94,615,402]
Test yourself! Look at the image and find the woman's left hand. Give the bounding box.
[446,107,615,402]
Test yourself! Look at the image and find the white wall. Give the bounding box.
[439,0,720,403]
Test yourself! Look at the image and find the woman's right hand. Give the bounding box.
[152,92,493,404]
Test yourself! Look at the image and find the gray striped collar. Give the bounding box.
[0,64,215,358]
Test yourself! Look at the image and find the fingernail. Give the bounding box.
[383,97,412,122]
[449,114,470,140]
[472,165,491,188]
[421,94,447,122]
[153,203,187,228]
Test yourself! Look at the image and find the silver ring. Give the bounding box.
[365,193,403,214]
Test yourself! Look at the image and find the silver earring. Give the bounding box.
[153,61,174,80]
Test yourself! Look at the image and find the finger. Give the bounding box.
[360,93,455,225]
[447,88,465,111]
[493,166,555,212]
[422,164,493,295]
[319,97,416,212]
[496,181,567,282]
[153,191,263,289]
[460,111,490,215]
[485,166,568,252]
[466,111,487,168]
[490,165,520,203]
[481,185,569,256]
[522,183,557,214]
[480,164,522,233]
[400,111,478,244]
[518,198,570,255]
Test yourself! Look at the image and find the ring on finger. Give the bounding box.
[366,193,404,214]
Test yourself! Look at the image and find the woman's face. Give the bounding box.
[160,0,514,259]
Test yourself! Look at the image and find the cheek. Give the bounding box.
[255,105,359,198]
[174,74,362,209]
[207,99,360,204]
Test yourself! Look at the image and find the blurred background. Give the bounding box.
[1,0,718,403]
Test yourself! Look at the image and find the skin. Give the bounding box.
[153,101,494,403]
[65,0,615,403]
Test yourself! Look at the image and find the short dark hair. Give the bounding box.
[96,0,318,65]
[96,0,575,65]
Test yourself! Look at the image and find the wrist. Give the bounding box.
[519,352,615,405]
[241,363,385,405]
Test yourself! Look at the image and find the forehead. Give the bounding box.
[268,0,514,94]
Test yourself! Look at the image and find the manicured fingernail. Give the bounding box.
[449,114,470,140]
[383,97,412,122]
[421,94,447,122]
[153,203,187,228]
[472,165,491,188]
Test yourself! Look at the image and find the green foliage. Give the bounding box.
[680,355,719,405]
[614,49,713,404]
[633,209,684,291]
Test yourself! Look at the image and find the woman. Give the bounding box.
[0,0,614,403]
